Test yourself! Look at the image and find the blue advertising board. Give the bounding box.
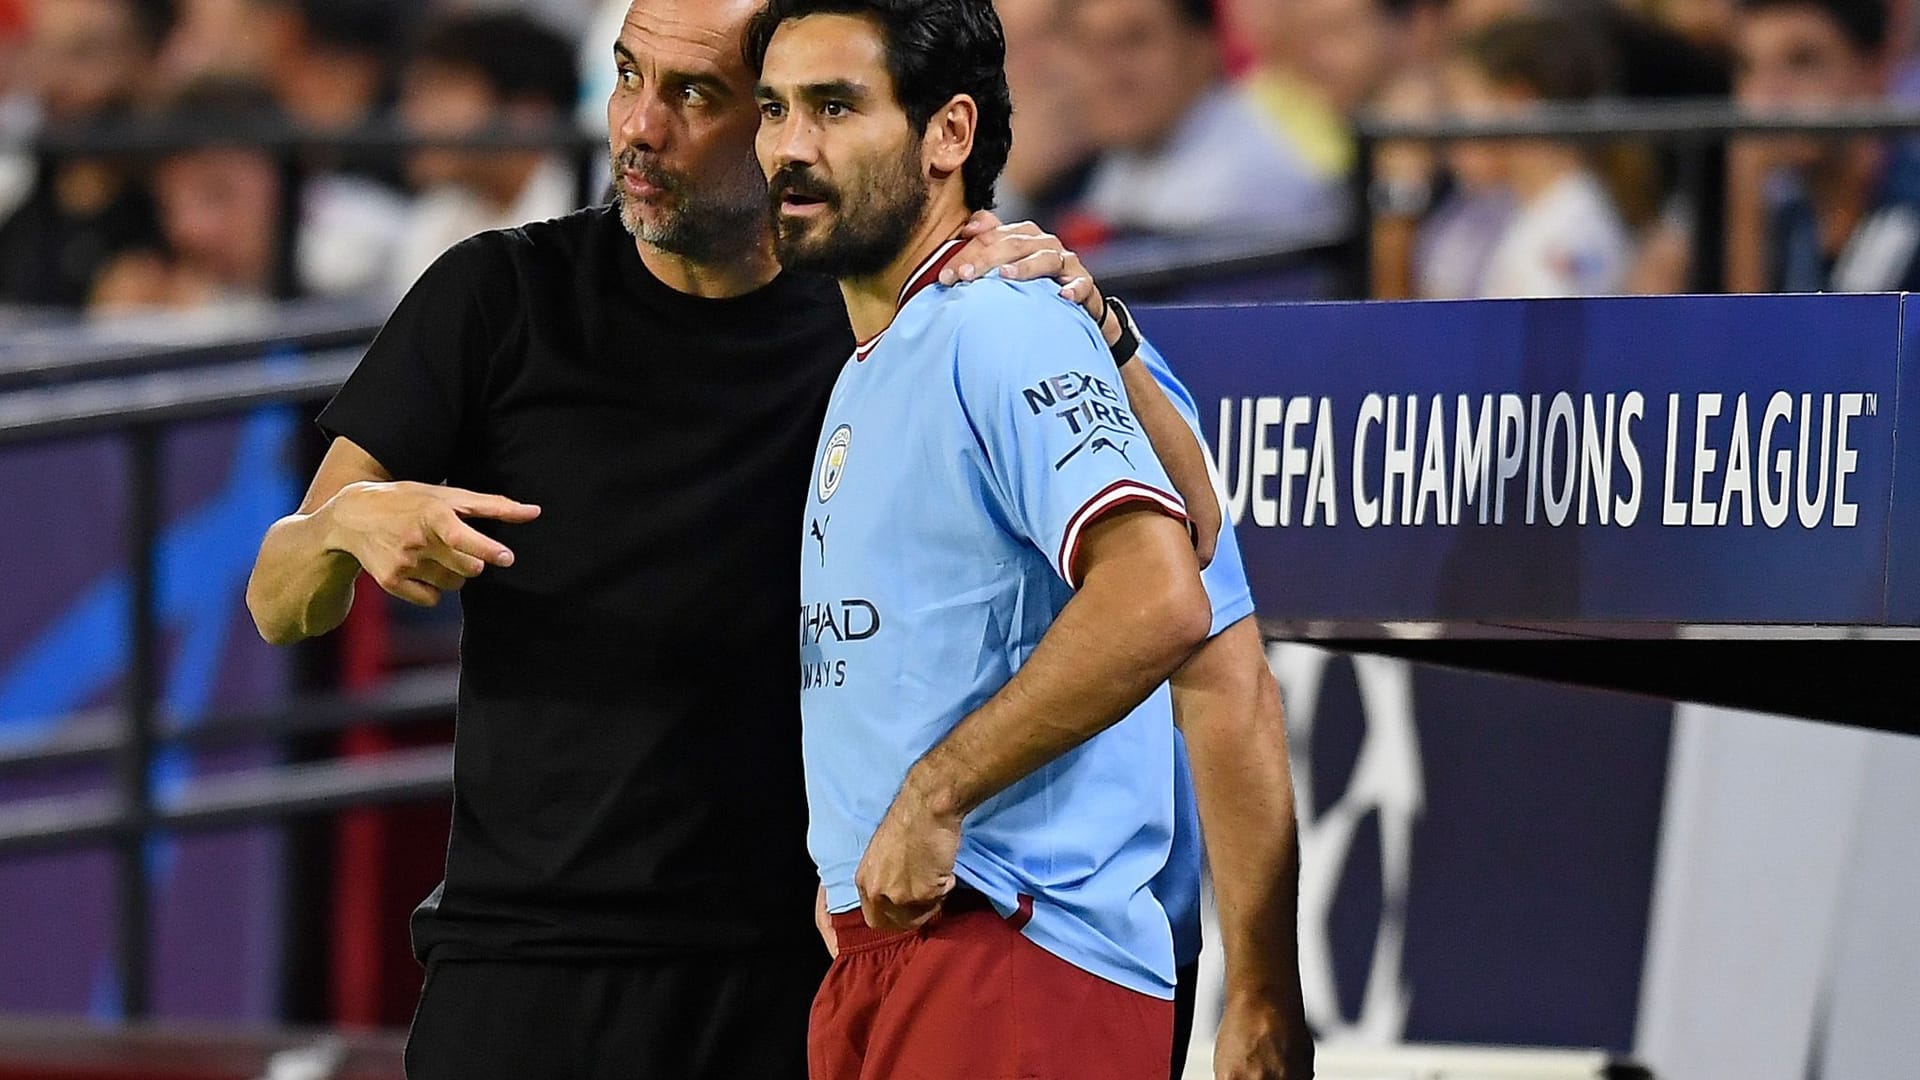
[1886,306,1920,625]
[1140,294,1912,627]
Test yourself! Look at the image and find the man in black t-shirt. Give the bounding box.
[244,1,1220,1076]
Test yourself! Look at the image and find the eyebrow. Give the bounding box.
[754,78,872,104]
[614,42,731,96]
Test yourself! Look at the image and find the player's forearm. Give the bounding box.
[1118,360,1221,566]
[906,511,1211,819]
[246,506,362,646]
[1174,619,1305,999]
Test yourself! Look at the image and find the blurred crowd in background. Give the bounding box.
[0,0,1916,320]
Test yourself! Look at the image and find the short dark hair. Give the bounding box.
[299,0,409,53]
[743,0,1014,211]
[1066,0,1216,31]
[126,0,177,51]
[1170,0,1216,30]
[412,12,580,111]
[1459,13,1618,101]
[1736,0,1887,54]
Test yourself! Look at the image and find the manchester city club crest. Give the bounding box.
[818,425,852,502]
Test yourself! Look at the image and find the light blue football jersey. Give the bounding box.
[1134,339,1258,967]
[799,240,1190,997]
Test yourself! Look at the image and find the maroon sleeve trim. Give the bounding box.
[1057,480,1189,588]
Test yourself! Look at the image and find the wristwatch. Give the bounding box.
[1104,295,1141,368]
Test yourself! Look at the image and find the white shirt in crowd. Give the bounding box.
[301,174,411,298]
[387,154,578,296]
[1415,189,1515,301]
[0,95,38,226]
[1079,85,1347,242]
[1478,169,1630,299]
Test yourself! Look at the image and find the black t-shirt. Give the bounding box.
[317,205,854,961]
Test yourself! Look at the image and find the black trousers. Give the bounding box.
[405,945,830,1080]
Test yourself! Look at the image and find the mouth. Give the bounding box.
[621,170,667,200]
[777,188,832,217]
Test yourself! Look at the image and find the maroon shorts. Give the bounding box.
[809,891,1173,1080]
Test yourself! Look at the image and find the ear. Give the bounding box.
[923,93,978,182]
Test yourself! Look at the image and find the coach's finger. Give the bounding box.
[428,544,488,579]
[441,487,542,524]
[1055,275,1098,306]
[943,224,1045,284]
[437,516,517,568]
[958,209,1004,237]
[383,576,442,608]
[410,561,467,593]
[994,247,1074,283]
[968,227,1052,274]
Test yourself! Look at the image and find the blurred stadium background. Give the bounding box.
[1,0,1918,1077]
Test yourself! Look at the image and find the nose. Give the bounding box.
[614,92,670,154]
[768,110,821,172]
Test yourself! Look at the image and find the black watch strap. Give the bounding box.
[1105,295,1141,367]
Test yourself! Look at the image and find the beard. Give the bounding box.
[767,140,928,279]
[611,146,766,262]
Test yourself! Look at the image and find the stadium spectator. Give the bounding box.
[0,0,171,309]
[388,11,583,294]
[1654,0,1742,51]
[1061,0,1347,251]
[248,0,413,294]
[1613,0,1737,292]
[89,78,285,311]
[1419,12,1633,297]
[1228,0,1416,185]
[248,0,407,135]
[156,0,274,82]
[91,77,402,310]
[996,0,1098,227]
[1369,0,1725,295]
[1726,0,1920,290]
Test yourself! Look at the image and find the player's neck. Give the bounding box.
[840,206,971,343]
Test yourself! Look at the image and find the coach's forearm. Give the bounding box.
[246,505,361,646]
[904,509,1211,818]
[1174,618,1304,999]
[1118,360,1221,567]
